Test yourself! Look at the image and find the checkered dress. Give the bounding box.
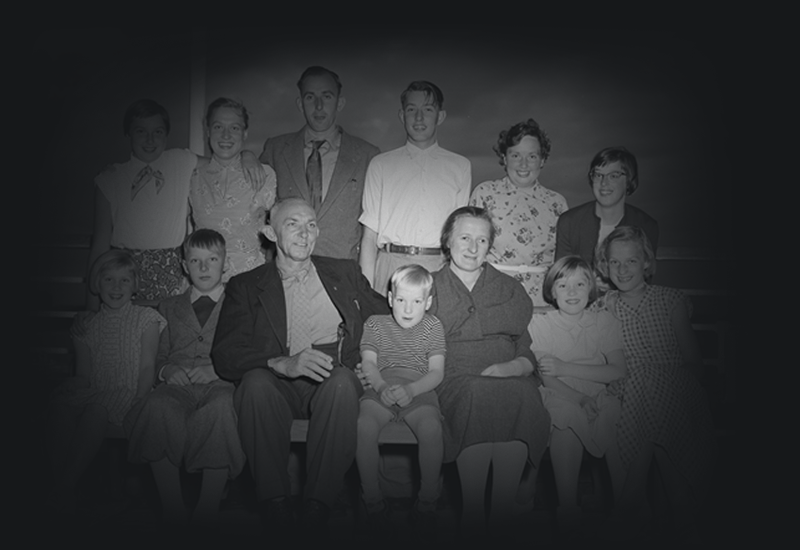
[602,285,715,497]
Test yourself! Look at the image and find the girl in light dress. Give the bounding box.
[528,255,627,533]
[46,250,165,515]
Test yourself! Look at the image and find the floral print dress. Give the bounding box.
[469,177,567,306]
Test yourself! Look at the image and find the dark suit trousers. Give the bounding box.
[234,365,362,507]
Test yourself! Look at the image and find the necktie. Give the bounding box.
[192,295,216,329]
[306,140,325,210]
[131,165,165,200]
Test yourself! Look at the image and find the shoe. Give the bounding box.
[408,499,438,542]
[301,498,331,540]
[363,499,393,536]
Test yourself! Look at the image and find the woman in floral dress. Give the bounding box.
[190,97,277,281]
[469,118,567,308]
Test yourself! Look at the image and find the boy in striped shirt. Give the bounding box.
[355,264,445,539]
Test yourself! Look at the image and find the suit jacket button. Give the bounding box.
[198,335,204,342]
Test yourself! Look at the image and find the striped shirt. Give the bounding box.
[360,314,446,376]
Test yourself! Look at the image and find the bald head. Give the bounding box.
[264,198,319,265]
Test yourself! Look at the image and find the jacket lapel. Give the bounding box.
[256,262,288,350]
[318,132,357,219]
[174,290,202,333]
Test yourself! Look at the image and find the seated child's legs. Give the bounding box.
[185,382,245,478]
[403,405,443,503]
[356,399,393,504]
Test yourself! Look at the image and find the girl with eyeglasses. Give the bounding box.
[554,146,659,267]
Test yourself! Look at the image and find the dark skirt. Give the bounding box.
[436,373,551,466]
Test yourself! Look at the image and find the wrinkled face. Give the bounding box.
[389,283,432,329]
[607,240,648,294]
[129,115,168,164]
[591,161,628,209]
[183,246,225,293]
[505,135,545,188]
[399,91,445,149]
[266,200,319,263]
[98,266,136,309]
[553,271,591,316]
[448,216,492,276]
[297,74,344,134]
[207,106,247,162]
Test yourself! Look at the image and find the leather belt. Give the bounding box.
[381,243,442,256]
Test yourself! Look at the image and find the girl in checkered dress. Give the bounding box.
[595,226,715,536]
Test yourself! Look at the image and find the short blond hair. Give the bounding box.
[389,264,434,297]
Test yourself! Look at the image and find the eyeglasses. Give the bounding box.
[590,170,626,184]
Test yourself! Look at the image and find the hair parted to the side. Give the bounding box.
[440,206,496,261]
[89,249,139,295]
[587,146,639,195]
[205,97,249,130]
[595,225,657,281]
[182,228,227,260]
[297,66,342,94]
[400,80,444,109]
[390,264,434,298]
[123,99,170,136]
[493,118,552,165]
[542,255,599,308]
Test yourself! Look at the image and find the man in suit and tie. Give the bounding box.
[259,66,379,261]
[211,197,388,539]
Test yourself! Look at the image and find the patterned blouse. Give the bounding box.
[189,155,277,281]
[469,177,567,305]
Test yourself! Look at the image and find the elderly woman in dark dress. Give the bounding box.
[430,206,550,534]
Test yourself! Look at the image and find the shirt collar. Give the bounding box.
[304,126,342,152]
[404,140,439,158]
[209,153,243,172]
[129,152,163,169]
[277,259,315,284]
[191,284,225,303]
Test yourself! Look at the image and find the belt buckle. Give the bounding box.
[408,245,420,255]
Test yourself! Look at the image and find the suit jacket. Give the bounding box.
[260,129,379,261]
[155,289,225,382]
[211,256,389,382]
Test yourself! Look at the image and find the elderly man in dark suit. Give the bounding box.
[259,66,379,261]
[211,197,388,538]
